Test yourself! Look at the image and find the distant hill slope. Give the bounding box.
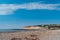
[24,24,60,30]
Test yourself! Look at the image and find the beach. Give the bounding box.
[0,30,60,40]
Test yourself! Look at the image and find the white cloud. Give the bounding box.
[0,3,60,15]
[0,4,20,15]
[24,3,60,10]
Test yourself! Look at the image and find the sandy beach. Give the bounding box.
[0,30,60,40]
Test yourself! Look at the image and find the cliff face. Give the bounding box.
[24,26,41,29]
[24,26,48,30]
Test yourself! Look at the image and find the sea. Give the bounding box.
[0,29,45,32]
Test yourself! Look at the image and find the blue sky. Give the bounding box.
[0,0,60,29]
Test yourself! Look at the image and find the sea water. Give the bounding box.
[0,29,45,32]
[0,29,36,32]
